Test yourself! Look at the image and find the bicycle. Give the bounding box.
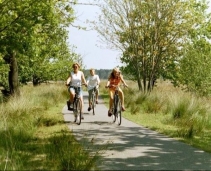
[107,85,122,125]
[90,86,97,115]
[67,85,83,125]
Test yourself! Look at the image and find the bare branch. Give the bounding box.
[69,1,99,6]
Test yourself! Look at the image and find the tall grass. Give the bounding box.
[100,79,211,153]
[165,93,211,138]
[0,83,100,170]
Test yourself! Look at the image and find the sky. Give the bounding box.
[67,0,211,70]
[67,0,121,70]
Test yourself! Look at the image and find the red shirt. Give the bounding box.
[109,76,121,90]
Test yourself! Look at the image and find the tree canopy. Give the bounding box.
[94,0,211,95]
[0,0,81,95]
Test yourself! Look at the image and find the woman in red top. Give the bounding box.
[105,67,128,116]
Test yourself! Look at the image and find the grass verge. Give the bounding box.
[100,80,211,153]
[0,83,100,170]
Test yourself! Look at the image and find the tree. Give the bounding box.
[172,3,211,96]
[177,40,211,96]
[0,0,76,95]
[94,0,209,92]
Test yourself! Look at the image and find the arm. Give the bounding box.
[66,74,71,86]
[120,75,128,87]
[105,77,110,88]
[97,75,100,85]
[81,72,87,86]
[86,76,90,85]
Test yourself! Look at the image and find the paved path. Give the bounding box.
[62,92,211,170]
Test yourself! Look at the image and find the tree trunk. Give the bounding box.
[147,76,153,92]
[136,62,143,91]
[137,78,142,91]
[33,75,40,86]
[4,52,20,96]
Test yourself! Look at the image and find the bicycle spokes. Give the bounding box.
[73,99,81,125]
[112,109,116,123]
[92,94,96,115]
[111,94,122,125]
[117,101,122,125]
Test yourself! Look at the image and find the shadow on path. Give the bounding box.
[62,92,211,170]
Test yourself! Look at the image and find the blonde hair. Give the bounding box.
[112,67,120,73]
[72,62,80,68]
[108,67,121,79]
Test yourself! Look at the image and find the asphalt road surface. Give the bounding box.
[62,92,211,170]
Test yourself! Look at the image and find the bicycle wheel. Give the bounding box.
[73,99,77,122]
[73,100,77,122]
[117,98,122,125]
[75,99,82,125]
[111,108,116,123]
[112,95,117,123]
[92,93,96,115]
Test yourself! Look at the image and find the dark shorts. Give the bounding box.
[88,87,99,100]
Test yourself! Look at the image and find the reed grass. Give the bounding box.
[1,79,211,170]
[100,79,211,153]
[0,83,100,170]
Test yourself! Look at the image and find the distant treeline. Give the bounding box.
[83,69,112,80]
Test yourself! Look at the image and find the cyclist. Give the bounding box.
[66,62,87,119]
[105,67,128,117]
[87,68,100,111]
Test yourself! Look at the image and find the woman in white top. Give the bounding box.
[66,62,87,119]
[87,68,100,111]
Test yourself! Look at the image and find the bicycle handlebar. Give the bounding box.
[105,84,127,89]
[66,82,86,87]
[105,85,116,88]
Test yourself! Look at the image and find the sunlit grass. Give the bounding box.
[0,83,100,170]
[100,79,211,153]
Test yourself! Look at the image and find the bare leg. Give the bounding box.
[79,96,83,111]
[109,90,114,111]
[96,89,99,101]
[118,89,125,108]
[80,96,84,119]
[69,91,74,104]
[88,90,92,107]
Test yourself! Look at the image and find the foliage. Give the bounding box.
[94,0,211,93]
[0,0,80,93]
[0,55,9,88]
[174,39,211,96]
[169,1,211,96]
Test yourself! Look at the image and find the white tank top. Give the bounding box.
[70,71,82,87]
[87,75,100,90]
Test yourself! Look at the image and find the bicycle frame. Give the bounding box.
[91,87,97,115]
[71,86,82,125]
[110,86,122,125]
